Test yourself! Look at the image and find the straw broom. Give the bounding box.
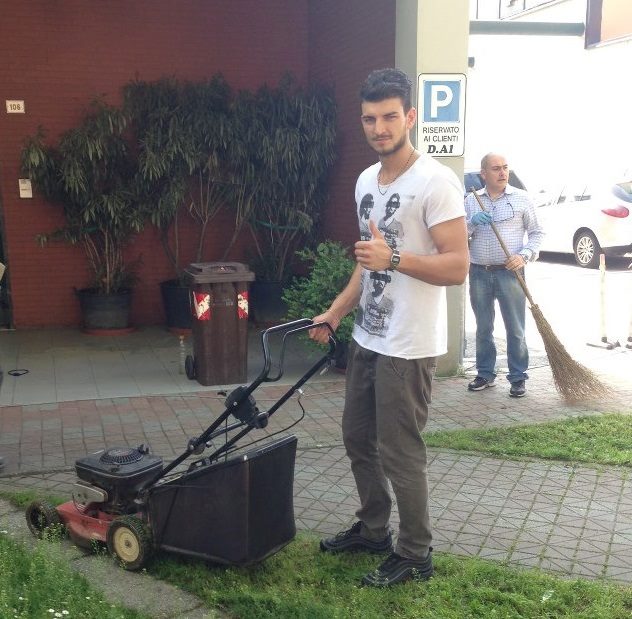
[470,190,609,403]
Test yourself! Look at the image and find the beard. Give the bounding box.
[370,131,408,157]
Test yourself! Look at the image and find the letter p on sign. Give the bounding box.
[423,81,460,122]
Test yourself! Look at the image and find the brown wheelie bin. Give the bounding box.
[184,262,255,386]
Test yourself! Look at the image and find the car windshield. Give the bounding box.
[464,172,483,193]
[614,181,632,202]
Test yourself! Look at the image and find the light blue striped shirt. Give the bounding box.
[464,185,545,265]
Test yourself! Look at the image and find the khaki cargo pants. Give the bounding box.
[342,341,435,560]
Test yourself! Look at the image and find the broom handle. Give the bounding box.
[470,190,536,307]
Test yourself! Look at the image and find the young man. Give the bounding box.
[464,153,544,398]
[310,68,468,586]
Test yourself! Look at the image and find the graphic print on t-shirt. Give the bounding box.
[358,193,374,241]
[377,193,404,247]
[355,191,411,338]
[357,271,394,337]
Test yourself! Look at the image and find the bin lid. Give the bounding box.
[185,262,255,284]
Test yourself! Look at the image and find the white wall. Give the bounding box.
[466,0,632,191]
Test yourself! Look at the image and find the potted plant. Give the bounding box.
[282,241,356,370]
[124,76,237,331]
[241,76,337,324]
[21,100,146,332]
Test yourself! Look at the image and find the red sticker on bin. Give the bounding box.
[193,292,211,320]
[237,291,249,319]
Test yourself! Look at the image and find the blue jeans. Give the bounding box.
[469,265,529,384]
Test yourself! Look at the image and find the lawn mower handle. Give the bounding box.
[141,319,338,491]
[258,318,337,383]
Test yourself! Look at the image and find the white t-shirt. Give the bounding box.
[353,154,465,359]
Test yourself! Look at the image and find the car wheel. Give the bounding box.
[573,230,601,268]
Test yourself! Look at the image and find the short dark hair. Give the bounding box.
[360,68,413,111]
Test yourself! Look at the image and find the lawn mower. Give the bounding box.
[25,319,337,570]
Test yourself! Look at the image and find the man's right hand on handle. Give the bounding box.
[309,311,340,345]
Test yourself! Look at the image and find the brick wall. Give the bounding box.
[0,0,396,327]
[308,0,396,248]
[0,0,309,327]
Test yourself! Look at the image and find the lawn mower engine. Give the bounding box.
[74,445,163,515]
[55,445,162,548]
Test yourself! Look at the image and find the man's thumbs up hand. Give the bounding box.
[354,220,393,271]
[369,219,384,240]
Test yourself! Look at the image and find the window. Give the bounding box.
[500,0,524,20]
[472,0,557,19]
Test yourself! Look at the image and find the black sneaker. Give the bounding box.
[320,521,393,554]
[509,380,526,398]
[468,376,495,391]
[362,549,433,587]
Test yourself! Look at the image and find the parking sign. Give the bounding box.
[417,74,466,157]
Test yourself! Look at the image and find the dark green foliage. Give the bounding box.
[21,100,145,294]
[22,74,337,293]
[282,241,356,345]
[123,75,234,281]
[242,75,337,281]
[123,74,337,283]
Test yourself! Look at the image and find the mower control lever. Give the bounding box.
[142,319,338,491]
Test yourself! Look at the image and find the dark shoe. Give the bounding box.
[468,376,495,391]
[320,521,393,554]
[509,380,526,398]
[0,456,3,469]
[362,549,433,587]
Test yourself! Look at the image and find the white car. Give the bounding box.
[536,180,632,268]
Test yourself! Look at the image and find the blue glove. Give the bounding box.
[471,211,492,226]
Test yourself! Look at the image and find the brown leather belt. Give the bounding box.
[472,263,506,271]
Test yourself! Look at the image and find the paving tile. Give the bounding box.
[572,562,605,579]
[539,557,574,574]
[2,327,632,587]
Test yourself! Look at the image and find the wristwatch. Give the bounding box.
[390,248,401,270]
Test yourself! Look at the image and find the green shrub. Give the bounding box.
[282,241,356,345]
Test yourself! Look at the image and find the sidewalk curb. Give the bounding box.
[0,498,226,619]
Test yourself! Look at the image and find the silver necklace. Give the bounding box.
[377,147,415,196]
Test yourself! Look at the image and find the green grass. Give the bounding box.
[2,414,631,618]
[0,531,148,619]
[425,414,632,467]
[2,523,630,619]
[150,535,632,618]
[0,489,65,509]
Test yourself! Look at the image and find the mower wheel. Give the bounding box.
[185,354,196,380]
[107,515,153,571]
[25,500,61,538]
